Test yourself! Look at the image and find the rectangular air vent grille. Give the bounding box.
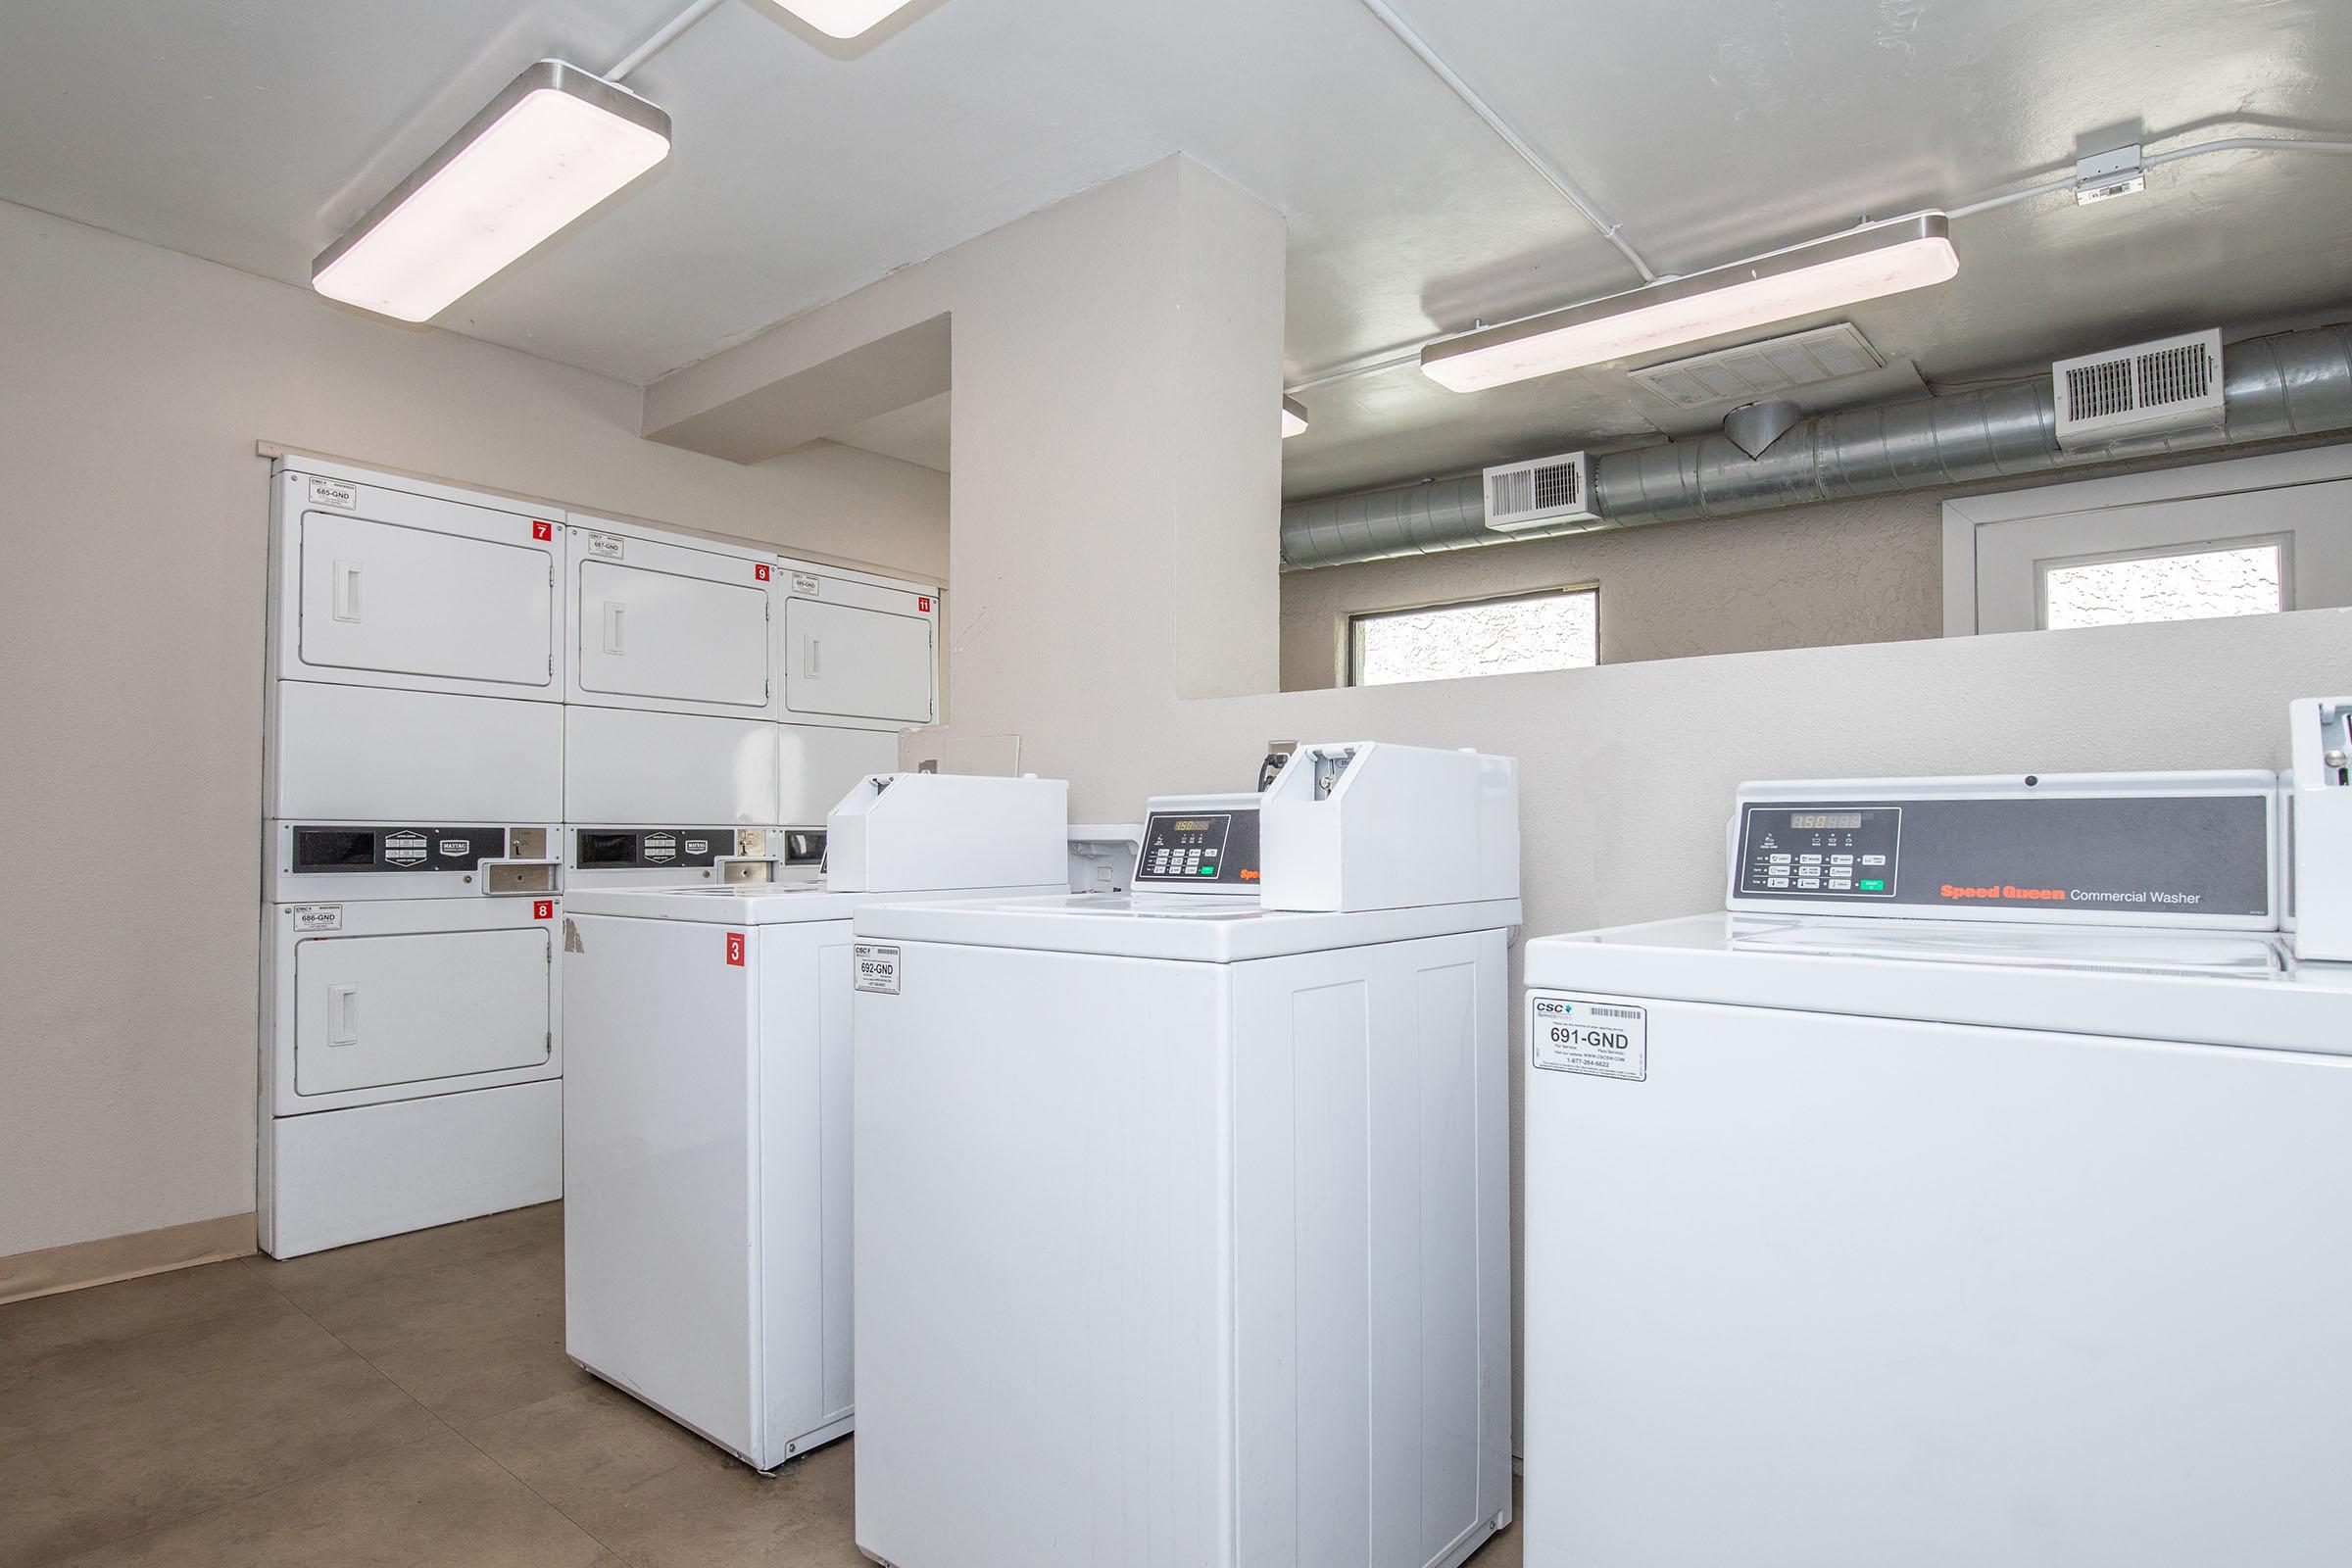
[2053,329,2225,450]
[1484,451,1596,532]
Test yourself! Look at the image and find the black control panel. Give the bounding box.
[1135,808,1261,889]
[291,826,509,873]
[1736,807,1901,899]
[573,828,740,870]
[1731,790,2274,917]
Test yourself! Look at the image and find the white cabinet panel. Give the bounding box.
[778,723,901,824]
[295,928,551,1097]
[566,707,779,825]
[270,683,563,823]
[784,599,934,723]
[299,514,554,688]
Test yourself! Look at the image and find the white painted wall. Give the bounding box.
[0,197,947,1258]
[661,157,2352,1447]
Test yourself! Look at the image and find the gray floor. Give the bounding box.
[1,1202,1525,1567]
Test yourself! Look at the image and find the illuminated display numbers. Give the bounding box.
[1789,811,1865,830]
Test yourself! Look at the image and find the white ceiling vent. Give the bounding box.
[2053,329,2225,450]
[1484,451,1596,532]
[1628,321,1886,411]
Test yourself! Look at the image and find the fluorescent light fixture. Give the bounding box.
[764,0,924,37]
[314,60,671,322]
[1421,213,1958,393]
[1281,396,1309,439]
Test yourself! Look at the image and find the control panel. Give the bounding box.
[1736,807,1900,899]
[573,827,745,871]
[1134,808,1261,891]
[293,825,519,874]
[1727,774,2278,926]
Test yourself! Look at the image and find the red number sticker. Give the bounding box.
[531,520,554,541]
[918,595,932,612]
[725,932,746,966]
[755,564,772,582]
[532,900,555,920]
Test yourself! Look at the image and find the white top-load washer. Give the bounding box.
[850,743,1522,1568]
[560,771,1068,1471]
[1520,770,2352,1568]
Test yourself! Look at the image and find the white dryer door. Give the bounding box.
[294,928,552,1097]
[298,514,554,687]
[576,561,769,708]
[784,599,933,722]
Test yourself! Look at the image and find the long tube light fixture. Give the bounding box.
[1421,213,1957,393]
[313,60,671,322]
[765,0,924,37]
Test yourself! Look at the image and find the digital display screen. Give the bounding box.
[1789,812,1864,830]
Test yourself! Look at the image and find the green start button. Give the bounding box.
[1858,878,1886,892]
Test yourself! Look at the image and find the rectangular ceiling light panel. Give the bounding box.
[313,60,671,322]
[1422,214,1956,393]
[765,0,923,37]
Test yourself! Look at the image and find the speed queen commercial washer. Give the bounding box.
[1520,771,2352,1568]
[851,742,1522,1568]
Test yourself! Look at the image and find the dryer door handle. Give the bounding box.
[328,984,359,1047]
[802,636,820,678]
[331,561,363,623]
[602,601,626,655]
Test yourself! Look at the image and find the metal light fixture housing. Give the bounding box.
[313,59,672,322]
[1422,213,1958,393]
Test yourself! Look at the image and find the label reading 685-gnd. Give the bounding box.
[1532,996,1646,1081]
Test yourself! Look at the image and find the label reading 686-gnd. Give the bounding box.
[1532,996,1646,1081]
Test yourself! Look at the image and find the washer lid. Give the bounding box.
[853,892,1523,962]
[563,881,1066,926]
[1525,913,2352,1056]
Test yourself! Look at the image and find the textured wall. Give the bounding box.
[1279,500,1944,690]
[0,198,948,1258]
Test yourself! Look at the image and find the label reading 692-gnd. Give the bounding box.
[1532,995,1646,1081]
[853,943,901,995]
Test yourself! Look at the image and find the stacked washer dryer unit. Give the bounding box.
[852,742,1521,1568]
[261,459,566,1258]
[1521,771,2352,1568]
[561,514,792,904]
[563,772,1069,1472]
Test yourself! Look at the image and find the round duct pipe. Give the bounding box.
[1280,321,2352,570]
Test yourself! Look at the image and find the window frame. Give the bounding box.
[1344,581,1600,689]
[2032,531,2294,631]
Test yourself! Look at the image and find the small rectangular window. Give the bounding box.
[2039,537,2286,630]
[1348,587,1598,687]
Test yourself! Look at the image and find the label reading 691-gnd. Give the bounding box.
[1532,996,1646,1081]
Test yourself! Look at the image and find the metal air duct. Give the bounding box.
[1280,321,2352,570]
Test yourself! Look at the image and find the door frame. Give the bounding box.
[1940,441,2352,635]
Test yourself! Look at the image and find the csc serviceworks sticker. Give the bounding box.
[854,943,901,995]
[1532,995,1647,1081]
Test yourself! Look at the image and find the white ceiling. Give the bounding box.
[2,0,2347,500]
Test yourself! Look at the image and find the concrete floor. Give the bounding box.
[0,1202,1526,1567]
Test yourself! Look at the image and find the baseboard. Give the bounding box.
[0,1212,257,1305]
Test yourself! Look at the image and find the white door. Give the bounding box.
[784,600,934,722]
[295,929,552,1097]
[1955,473,2352,634]
[298,514,554,687]
[576,560,770,709]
